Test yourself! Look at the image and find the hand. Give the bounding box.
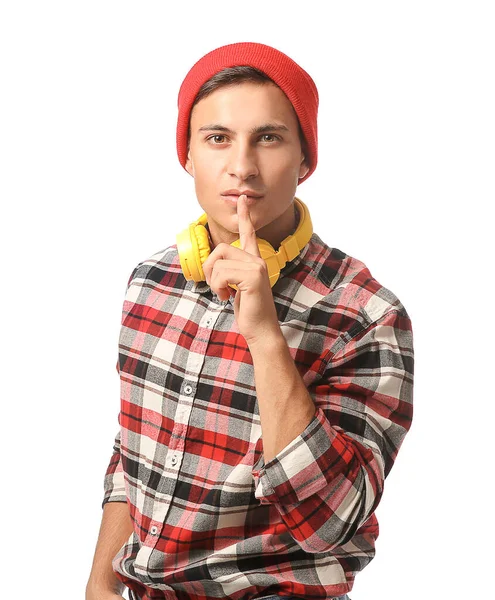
[201,194,282,346]
[85,582,125,600]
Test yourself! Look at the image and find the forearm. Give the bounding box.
[248,332,316,463]
[86,501,134,595]
[249,309,413,552]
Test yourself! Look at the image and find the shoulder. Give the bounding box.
[300,233,412,335]
[126,243,181,288]
[297,233,414,361]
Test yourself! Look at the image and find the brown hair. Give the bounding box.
[187,65,308,162]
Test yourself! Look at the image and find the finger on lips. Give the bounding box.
[204,193,260,289]
[238,194,261,257]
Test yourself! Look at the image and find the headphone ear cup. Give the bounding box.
[176,223,212,282]
[194,224,212,280]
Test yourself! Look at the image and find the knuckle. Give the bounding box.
[255,262,266,277]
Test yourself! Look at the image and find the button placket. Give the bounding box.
[140,294,226,568]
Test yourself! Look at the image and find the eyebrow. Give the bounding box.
[197,123,291,135]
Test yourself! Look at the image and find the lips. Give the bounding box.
[221,189,264,198]
[222,193,263,206]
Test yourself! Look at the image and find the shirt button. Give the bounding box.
[150,525,158,535]
[184,384,193,395]
[206,319,211,326]
[171,455,178,466]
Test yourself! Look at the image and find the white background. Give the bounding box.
[1,1,493,598]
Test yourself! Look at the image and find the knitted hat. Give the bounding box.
[176,42,319,184]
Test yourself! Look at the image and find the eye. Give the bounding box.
[207,134,227,144]
[260,134,279,143]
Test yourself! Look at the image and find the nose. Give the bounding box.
[226,140,259,181]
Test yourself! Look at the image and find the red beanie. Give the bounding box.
[176,42,319,184]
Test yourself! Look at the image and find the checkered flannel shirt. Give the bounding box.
[102,231,414,600]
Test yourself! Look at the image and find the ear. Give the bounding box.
[185,150,194,177]
[298,155,310,180]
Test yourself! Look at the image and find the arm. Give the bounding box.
[86,262,144,597]
[249,308,414,553]
[86,502,134,598]
[87,429,132,597]
[249,333,316,463]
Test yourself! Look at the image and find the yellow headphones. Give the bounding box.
[176,196,313,290]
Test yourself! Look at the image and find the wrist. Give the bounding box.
[247,328,287,355]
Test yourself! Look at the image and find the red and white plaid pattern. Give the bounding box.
[103,231,414,600]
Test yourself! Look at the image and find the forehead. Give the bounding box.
[189,81,299,131]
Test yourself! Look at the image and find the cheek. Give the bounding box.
[268,160,301,187]
[193,152,223,180]
[192,162,217,187]
[262,150,300,176]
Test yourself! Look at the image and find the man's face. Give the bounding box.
[185,81,309,248]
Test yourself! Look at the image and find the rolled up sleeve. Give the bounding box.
[102,428,127,508]
[252,308,414,553]
[101,264,143,509]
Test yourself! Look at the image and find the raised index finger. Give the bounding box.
[237,194,261,257]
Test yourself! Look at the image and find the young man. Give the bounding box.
[86,42,414,600]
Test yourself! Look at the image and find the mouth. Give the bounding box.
[221,193,264,206]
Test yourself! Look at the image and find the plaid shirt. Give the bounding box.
[103,230,414,600]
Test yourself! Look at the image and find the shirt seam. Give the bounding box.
[317,307,406,377]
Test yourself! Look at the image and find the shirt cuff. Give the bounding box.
[102,452,127,508]
[251,407,355,505]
